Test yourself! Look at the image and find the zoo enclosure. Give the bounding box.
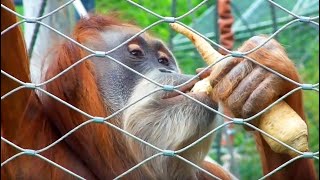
[1,0,319,179]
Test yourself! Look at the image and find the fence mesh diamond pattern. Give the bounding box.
[1,0,319,179]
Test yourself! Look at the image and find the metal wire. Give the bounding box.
[1,0,319,179]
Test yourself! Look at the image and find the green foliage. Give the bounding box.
[300,42,319,173]
[95,0,211,42]
[15,5,23,15]
[12,5,24,32]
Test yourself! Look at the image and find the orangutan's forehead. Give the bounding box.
[99,25,167,51]
[104,25,152,41]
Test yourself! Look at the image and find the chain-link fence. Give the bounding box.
[1,0,319,179]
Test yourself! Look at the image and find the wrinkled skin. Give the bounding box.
[198,55,285,126]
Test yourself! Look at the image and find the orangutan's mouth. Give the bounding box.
[162,78,199,99]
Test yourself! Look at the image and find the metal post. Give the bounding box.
[75,0,95,21]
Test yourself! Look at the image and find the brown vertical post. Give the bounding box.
[217,0,234,55]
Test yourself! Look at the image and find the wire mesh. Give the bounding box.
[1,0,319,179]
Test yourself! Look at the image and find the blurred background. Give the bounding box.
[14,0,319,179]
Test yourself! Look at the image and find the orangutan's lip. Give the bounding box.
[162,79,199,99]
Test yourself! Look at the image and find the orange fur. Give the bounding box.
[1,0,96,179]
[1,2,227,179]
[235,36,316,180]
